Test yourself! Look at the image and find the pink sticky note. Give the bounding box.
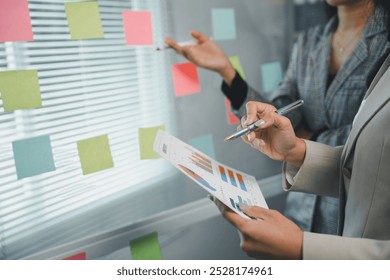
[123,11,153,45]
[172,63,201,96]
[63,252,86,260]
[225,99,239,125]
[0,0,33,42]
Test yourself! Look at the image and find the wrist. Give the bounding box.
[219,63,236,86]
[285,138,306,168]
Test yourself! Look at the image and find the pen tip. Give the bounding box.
[224,136,233,142]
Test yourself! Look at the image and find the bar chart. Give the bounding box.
[154,130,268,219]
[178,164,216,192]
[186,147,213,175]
[218,165,247,191]
[229,195,253,212]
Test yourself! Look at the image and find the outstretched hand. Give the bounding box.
[165,31,236,84]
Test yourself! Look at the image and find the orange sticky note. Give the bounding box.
[0,0,33,42]
[225,99,239,125]
[63,252,86,260]
[123,11,153,45]
[172,63,201,96]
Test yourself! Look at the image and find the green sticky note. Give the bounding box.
[12,135,56,179]
[229,56,246,80]
[212,8,236,41]
[0,70,42,112]
[77,135,114,175]
[139,125,165,160]
[261,61,283,93]
[130,232,163,260]
[189,134,216,159]
[65,1,104,40]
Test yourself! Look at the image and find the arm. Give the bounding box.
[166,31,304,127]
[303,232,390,259]
[282,140,342,197]
[217,203,390,260]
[225,39,303,126]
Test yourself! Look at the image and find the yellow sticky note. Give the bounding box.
[0,70,42,112]
[139,125,165,160]
[77,135,114,175]
[229,56,246,80]
[65,1,104,40]
[130,232,163,260]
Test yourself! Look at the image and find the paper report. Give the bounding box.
[153,130,268,218]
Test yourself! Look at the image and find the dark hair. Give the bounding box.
[323,0,390,40]
[323,2,337,20]
[375,0,390,40]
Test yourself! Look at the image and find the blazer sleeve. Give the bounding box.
[282,140,342,197]
[303,232,390,259]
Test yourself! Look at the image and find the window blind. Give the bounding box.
[0,0,178,259]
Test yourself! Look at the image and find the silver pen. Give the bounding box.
[224,99,304,142]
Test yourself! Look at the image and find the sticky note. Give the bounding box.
[77,135,114,175]
[63,252,86,260]
[189,134,216,158]
[139,125,165,160]
[0,70,42,112]
[212,8,236,41]
[65,1,104,40]
[130,232,163,260]
[12,135,56,179]
[172,63,201,96]
[123,11,153,45]
[229,56,246,80]
[261,61,283,93]
[0,0,33,42]
[225,99,239,125]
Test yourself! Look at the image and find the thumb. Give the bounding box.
[240,206,271,220]
[190,31,209,43]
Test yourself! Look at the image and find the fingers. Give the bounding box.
[164,37,184,55]
[190,31,209,43]
[240,206,272,220]
[239,115,265,147]
[245,101,276,127]
[245,101,294,131]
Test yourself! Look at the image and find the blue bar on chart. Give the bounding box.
[218,165,228,183]
[230,198,239,210]
[230,196,253,211]
[238,195,252,206]
[227,169,237,187]
[236,173,247,191]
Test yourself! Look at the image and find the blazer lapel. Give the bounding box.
[328,6,387,99]
[342,54,390,163]
[309,36,331,99]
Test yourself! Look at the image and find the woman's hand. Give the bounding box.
[240,101,306,167]
[165,31,236,85]
[214,199,303,260]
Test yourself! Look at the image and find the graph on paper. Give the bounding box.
[153,130,268,218]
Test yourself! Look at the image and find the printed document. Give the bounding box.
[153,130,268,219]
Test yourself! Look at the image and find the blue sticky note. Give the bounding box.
[212,8,236,41]
[189,134,216,159]
[261,61,283,93]
[12,135,56,179]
